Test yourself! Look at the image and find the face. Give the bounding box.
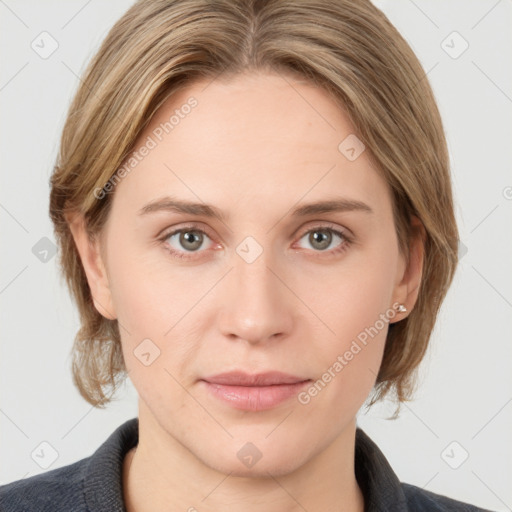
[70,71,423,477]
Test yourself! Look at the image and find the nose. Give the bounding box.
[217,247,294,345]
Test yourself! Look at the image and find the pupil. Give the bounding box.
[182,231,201,250]
[311,230,331,250]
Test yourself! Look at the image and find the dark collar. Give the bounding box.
[355,427,408,511]
[83,417,139,511]
[83,417,408,511]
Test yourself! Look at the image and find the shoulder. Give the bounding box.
[0,417,138,512]
[401,482,495,512]
[0,457,89,512]
[354,426,496,512]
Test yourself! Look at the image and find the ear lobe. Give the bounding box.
[65,212,117,320]
[391,215,426,320]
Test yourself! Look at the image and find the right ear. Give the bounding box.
[65,211,117,320]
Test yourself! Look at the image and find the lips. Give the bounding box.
[199,371,312,411]
[202,371,309,386]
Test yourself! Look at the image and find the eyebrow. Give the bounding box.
[137,195,373,221]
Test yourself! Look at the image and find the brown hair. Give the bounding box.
[49,0,458,417]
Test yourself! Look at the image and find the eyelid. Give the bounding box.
[295,221,352,241]
[158,222,219,244]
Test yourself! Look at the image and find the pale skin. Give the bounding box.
[67,71,424,512]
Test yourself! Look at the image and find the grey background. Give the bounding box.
[1,1,511,510]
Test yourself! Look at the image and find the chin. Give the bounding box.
[198,442,308,479]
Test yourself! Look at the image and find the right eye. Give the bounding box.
[159,226,217,260]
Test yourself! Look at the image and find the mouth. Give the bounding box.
[199,371,312,411]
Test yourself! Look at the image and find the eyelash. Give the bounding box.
[158,223,353,261]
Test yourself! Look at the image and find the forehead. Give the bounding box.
[110,71,391,218]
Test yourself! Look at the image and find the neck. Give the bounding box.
[122,407,365,512]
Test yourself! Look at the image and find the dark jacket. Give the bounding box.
[0,417,495,511]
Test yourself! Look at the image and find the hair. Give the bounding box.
[49,0,458,418]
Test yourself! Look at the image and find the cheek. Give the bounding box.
[302,244,397,342]
[298,297,390,422]
[295,247,397,405]
[106,239,207,393]
[107,236,188,334]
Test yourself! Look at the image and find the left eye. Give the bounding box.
[296,227,347,252]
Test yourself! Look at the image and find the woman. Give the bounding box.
[0,0,497,510]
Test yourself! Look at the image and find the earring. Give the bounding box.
[396,304,407,313]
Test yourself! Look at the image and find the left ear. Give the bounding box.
[390,215,426,321]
